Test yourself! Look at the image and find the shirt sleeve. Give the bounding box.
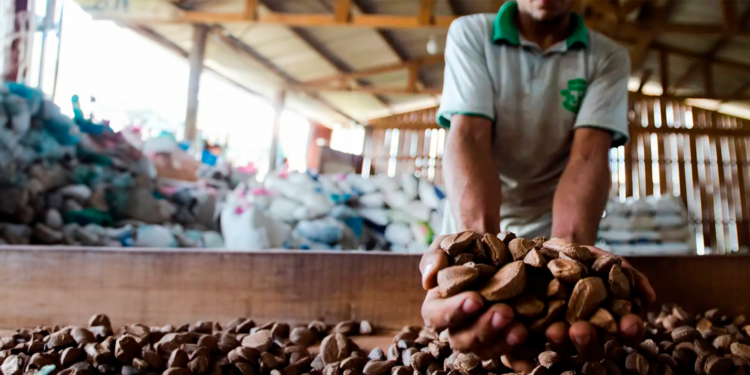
[574,47,631,147]
[436,17,495,128]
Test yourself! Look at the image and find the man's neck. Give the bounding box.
[515,12,572,51]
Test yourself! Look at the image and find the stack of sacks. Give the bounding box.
[220,171,446,251]
[596,194,693,255]
[0,82,224,248]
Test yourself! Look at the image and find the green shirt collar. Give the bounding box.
[491,1,589,49]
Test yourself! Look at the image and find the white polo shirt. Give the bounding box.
[438,1,631,238]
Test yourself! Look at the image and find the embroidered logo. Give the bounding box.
[561,78,587,113]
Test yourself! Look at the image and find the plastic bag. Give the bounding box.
[221,189,291,250]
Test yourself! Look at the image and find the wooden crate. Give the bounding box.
[1,247,750,331]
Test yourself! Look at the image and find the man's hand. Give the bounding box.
[544,246,656,358]
[419,235,656,368]
[419,235,527,359]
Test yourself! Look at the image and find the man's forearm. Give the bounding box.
[444,116,501,235]
[551,131,612,245]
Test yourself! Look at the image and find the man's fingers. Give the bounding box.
[629,267,656,306]
[501,355,536,375]
[419,236,449,290]
[545,321,569,348]
[448,304,516,352]
[569,321,602,361]
[419,249,448,290]
[422,289,485,331]
[619,314,645,345]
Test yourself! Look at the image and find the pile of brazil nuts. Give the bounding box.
[2,308,750,375]
[435,231,642,335]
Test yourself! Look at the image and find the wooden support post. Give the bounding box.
[244,0,257,20]
[184,24,208,142]
[418,0,435,25]
[268,89,287,172]
[37,0,57,90]
[334,0,351,23]
[407,63,418,93]
[723,0,739,31]
[704,61,714,98]
[660,48,669,95]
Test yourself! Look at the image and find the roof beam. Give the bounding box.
[130,26,264,99]
[91,9,750,35]
[258,0,392,109]
[296,86,443,96]
[446,0,462,15]
[297,55,444,87]
[723,0,739,31]
[668,5,750,93]
[351,0,434,88]
[654,42,750,76]
[630,0,676,70]
[208,25,359,123]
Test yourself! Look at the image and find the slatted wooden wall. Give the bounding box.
[614,96,750,254]
[363,107,446,185]
[364,98,750,254]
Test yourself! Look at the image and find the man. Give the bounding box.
[419,0,656,370]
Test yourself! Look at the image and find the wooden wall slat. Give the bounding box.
[658,133,668,195]
[643,133,654,196]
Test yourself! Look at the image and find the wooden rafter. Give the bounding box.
[296,55,444,88]
[92,8,750,36]
[208,25,359,123]
[258,0,391,109]
[630,0,676,70]
[669,5,750,94]
[131,26,263,98]
[446,0,462,16]
[351,0,433,90]
[723,0,739,31]
[654,42,750,77]
[296,86,442,96]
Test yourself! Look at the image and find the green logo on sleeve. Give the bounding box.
[561,78,587,113]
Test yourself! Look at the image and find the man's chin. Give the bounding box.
[532,11,569,24]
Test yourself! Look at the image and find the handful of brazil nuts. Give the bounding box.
[435,231,641,334]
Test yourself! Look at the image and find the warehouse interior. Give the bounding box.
[4,1,750,374]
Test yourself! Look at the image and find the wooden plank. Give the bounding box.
[299,55,444,87]
[244,0,257,20]
[705,61,715,97]
[184,24,208,142]
[677,134,688,206]
[630,1,676,69]
[624,133,634,197]
[660,49,669,97]
[723,0,739,31]
[714,136,729,252]
[4,248,750,329]
[297,86,442,96]
[418,0,435,25]
[689,131,703,253]
[407,63,418,93]
[658,133,668,195]
[644,133,654,195]
[739,137,750,248]
[334,0,352,23]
